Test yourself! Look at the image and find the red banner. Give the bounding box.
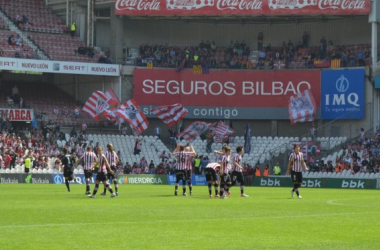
[133,68,321,108]
[0,109,34,121]
[115,0,370,16]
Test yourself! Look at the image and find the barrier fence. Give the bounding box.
[1,174,379,189]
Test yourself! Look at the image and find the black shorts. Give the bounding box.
[175,170,186,183]
[84,170,93,179]
[96,172,107,182]
[107,166,117,180]
[232,171,244,185]
[64,170,73,180]
[291,170,303,184]
[204,168,218,182]
[186,169,192,181]
[220,173,231,185]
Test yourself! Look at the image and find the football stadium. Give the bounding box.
[0,0,380,249]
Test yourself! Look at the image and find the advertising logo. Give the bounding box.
[168,0,214,10]
[53,63,60,71]
[321,69,364,119]
[268,0,316,10]
[53,174,63,184]
[25,174,32,183]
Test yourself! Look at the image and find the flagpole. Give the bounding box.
[118,75,122,102]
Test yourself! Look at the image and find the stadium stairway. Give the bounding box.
[0,9,48,60]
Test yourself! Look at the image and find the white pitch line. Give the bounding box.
[1,211,380,229]
[326,199,380,208]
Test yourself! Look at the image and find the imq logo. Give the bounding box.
[324,75,359,107]
[321,69,364,120]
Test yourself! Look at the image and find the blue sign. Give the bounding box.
[166,174,207,186]
[321,69,365,119]
[167,175,177,185]
[52,174,97,184]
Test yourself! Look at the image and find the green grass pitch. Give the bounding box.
[0,184,379,250]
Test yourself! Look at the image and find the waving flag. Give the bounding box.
[115,99,149,135]
[151,103,188,127]
[211,121,234,143]
[102,88,122,121]
[83,90,119,121]
[288,89,317,125]
[177,121,212,142]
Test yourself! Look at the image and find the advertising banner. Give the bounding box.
[167,174,208,185]
[134,68,321,119]
[252,176,378,189]
[0,108,34,122]
[0,173,29,183]
[118,174,168,184]
[115,0,370,16]
[191,174,208,185]
[0,57,120,76]
[321,69,365,119]
[52,174,97,184]
[27,174,53,184]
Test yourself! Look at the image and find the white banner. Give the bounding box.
[0,108,34,121]
[0,57,120,76]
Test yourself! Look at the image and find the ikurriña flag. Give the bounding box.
[177,121,212,142]
[288,89,317,125]
[115,99,149,135]
[82,90,119,121]
[151,103,188,127]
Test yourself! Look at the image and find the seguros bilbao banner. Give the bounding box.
[133,68,321,119]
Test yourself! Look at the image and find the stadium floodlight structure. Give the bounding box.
[369,0,379,70]
[87,0,94,46]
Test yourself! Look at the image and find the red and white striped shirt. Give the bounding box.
[185,155,193,170]
[175,151,192,170]
[81,151,97,170]
[105,151,118,167]
[221,155,230,174]
[289,152,304,172]
[206,163,221,172]
[98,154,109,174]
[233,153,242,172]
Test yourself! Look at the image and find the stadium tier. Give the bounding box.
[27,33,102,63]
[0,81,95,127]
[0,0,67,34]
[134,42,377,70]
[0,29,34,58]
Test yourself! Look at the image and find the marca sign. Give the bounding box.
[115,0,369,15]
[134,68,321,119]
[0,57,120,76]
[0,108,34,121]
[321,69,365,119]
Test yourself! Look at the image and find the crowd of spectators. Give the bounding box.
[134,31,375,70]
[308,130,380,175]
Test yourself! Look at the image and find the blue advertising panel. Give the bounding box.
[52,174,97,184]
[167,175,207,185]
[321,69,365,119]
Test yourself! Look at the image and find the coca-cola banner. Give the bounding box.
[115,0,369,16]
[133,68,321,120]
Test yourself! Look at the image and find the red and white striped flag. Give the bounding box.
[211,121,234,143]
[177,121,212,142]
[288,89,317,125]
[82,90,119,121]
[115,99,149,135]
[151,103,188,127]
